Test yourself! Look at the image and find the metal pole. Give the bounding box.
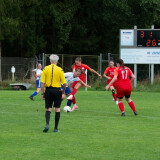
[134,64,137,88]
[151,64,154,85]
[99,53,102,76]
[149,64,150,79]
[42,53,45,69]
[85,69,87,91]
[108,53,111,66]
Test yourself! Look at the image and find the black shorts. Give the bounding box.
[45,87,62,108]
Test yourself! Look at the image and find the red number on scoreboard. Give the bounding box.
[152,40,156,46]
[146,39,151,46]
[141,31,144,38]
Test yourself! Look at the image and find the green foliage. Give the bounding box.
[1,0,160,56]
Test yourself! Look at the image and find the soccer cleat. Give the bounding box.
[43,127,49,133]
[121,112,125,117]
[67,95,73,100]
[29,96,34,101]
[72,106,78,112]
[116,101,118,105]
[53,128,60,133]
[134,111,138,116]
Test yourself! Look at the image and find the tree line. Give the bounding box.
[0,0,160,57]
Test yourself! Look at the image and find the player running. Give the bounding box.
[67,57,102,111]
[61,68,91,111]
[105,59,138,116]
[29,63,42,100]
[103,58,118,104]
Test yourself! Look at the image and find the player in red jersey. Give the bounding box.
[67,57,102,111]
[103,58,118,104]
[105,59,138,116]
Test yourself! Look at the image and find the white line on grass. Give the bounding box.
[0,110,159,120]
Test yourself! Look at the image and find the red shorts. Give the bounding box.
[116,84,132,98]
[108,80,118,89]
[71,77,85,89]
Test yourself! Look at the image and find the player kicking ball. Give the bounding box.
[61,68,91,111]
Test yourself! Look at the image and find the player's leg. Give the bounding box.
[67,82,82,100]
[72,95,78,111]
[117,87,125,116]
[117,97,125,116]
[29,80,41,100]
[43,88,53,132]
[65,87,72,108]
[125,96,138,116]
[53,89,62,132]
[110,85,118,104]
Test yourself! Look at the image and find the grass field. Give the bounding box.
[0,90,160,160]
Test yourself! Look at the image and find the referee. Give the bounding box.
[41,54,66,133]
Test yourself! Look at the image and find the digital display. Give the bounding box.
[137,30,160,47]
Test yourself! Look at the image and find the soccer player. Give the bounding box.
[29,63,42,100]
[105,59,138,116]
[103,58,118,104]
[61,68,91,111]
[67,57,102,111]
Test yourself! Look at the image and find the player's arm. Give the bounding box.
[32,69,36,78]
[103,67,111,79]
[41,70,46,100]
[61,70,67,95]
[105,75,117,90]
[130,74,135,83]
[79,79,91,88]
[89,68,102,78]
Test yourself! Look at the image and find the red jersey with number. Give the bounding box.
[73,64,91,81]
[104,66,117,79]
[114,66,133,97]
[114,66,133,85]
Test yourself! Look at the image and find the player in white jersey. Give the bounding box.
[61,68,91,111]
[29,63,43,100]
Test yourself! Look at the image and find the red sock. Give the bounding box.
[72,88,77,96]
[128,101,136,112]
[72,96,76,104]
[118,102,124,112]
[112,93,117,101]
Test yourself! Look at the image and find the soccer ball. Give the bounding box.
[63,106,71,112]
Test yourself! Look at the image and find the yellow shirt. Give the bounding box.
[41,64,66,87]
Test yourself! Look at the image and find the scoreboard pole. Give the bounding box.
[134,26,137,88]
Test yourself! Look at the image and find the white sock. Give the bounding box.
[73,104,77,107]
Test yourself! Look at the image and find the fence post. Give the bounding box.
[42,53,45,69]
[99,53,102,76]
[151,64,154,85]
[108,53,111,66]
[134,64,137,88]
[85,69,87,91]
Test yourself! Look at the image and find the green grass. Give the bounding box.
[0,90,159,160]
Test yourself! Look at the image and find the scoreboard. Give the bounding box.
[137,30,160,47]
[120,29,160,64]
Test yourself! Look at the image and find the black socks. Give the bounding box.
[55,112,60,130]
[45,111,51,127]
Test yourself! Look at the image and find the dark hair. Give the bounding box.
[75,57,82,62]
[110,57,114,62]
[117,59,126,73]
[75,68,83,74]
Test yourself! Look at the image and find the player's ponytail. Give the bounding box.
[117,59,126,73]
